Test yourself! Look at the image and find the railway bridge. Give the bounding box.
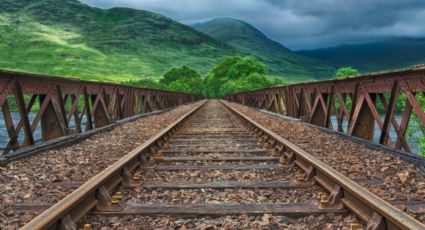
[1,68,425,229]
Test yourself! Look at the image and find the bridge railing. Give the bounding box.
[0,70,201,157]
[224,66,425,155]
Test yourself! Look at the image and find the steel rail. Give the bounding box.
[20,100,207,230]
[0,70,202,156]
[0,107,178,165]
[223,66,425,155]
[220,100,425,230]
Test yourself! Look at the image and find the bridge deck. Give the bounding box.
[1,100,425,229]
[0,101,203,229]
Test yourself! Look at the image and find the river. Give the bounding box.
[0,112,87,150]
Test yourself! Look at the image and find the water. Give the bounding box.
[330,115,421,154]
[0,112,87,150]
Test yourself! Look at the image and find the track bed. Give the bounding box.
[19,101,425,229]
[77,101,364,229]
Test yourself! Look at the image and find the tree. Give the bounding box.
[335,67,359,78]
[161,66,198,85]
[124,56,286,100]
[161,66,204,95]
[122,78,164,90]
[405,94,425,156]
[219,73,272,96]
[205,56,267,98]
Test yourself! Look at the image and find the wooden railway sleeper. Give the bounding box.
[149,145,158,155]
[139,153,148,164]
[293,158,345,211]
[245,122,275,149]
[220,100,425,229]
[275,144,284,154]
[270,144,278,155]
[19,100,207,230]
[157,139,164,146]
[314,173,387,230]
[293,165,316,185]
[121,167,133,186]
[95,186,124,212]
[260,135,269,143]
[59,215,76,230]
[284,151,296,163]
[255,129,263,137]
[318,185,344,210]
[268,138,276,147]
[366,212,385,230]
[271,143,281,155]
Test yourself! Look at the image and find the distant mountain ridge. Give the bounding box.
[298,38,425,73]
[192,18,336,80]
[0,0,233,81]
[0,1,336,82]
[1,0,424,83]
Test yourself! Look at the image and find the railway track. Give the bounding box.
[21,100,425,229]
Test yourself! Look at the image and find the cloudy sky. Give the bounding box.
[80,0,425,50]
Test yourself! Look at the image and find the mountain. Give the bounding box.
[192,18,336,81]
[0,0,233,82]
[298,38,425,73]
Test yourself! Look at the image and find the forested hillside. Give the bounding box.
[299,38,425,73]
[0,0,232,81]
[192,18,336,81]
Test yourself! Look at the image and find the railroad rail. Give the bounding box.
[223,66,425,155]
[0,70,201,157]
[20,100,425,229]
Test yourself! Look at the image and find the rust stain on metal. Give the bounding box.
[0,70,202,157]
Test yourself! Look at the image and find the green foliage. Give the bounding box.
[0,1,334,83]
[193,18,336,79]
[122,66,204,95]
[205,56,286,98]
[299,38,425,74]
[122,56,286,98]
[1,56,285,112]
[122,78,164,90]
[0,0,233,82]
[335,67,359,78]
[161,66,204,95]
[419,136,425,157]
[405,94,425,156]
[219,73,274,96]
[161,66,201,85]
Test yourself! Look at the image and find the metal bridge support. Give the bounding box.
[348,93,376,141]
[223,66,425,153]
[40,94,65,141]
[92,94,110,128]
[310,93,328,127]
[0,70,201,156]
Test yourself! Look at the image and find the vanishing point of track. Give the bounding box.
[21,100,425,229]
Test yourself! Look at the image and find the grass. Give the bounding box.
[192,18,336,80]
[0,0,233,82]
[0,0,333,84]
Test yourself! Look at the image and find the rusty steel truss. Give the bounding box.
[224,66,425,154]
[0,70,201,156]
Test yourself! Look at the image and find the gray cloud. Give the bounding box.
[80,0,425,49]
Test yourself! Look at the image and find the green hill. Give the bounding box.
[298,38,425,73]
[0,0,233,81]
[0,1,336,83]
[192,18,336,81]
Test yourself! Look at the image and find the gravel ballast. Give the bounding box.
[0,102,203,229]
[81,213,363,230]
[228,102,425,223]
